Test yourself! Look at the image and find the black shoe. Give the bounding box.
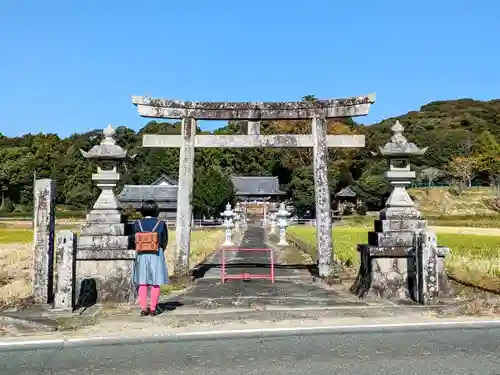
[149,308,159,316]
[140,309,150,316]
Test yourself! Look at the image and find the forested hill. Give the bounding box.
[1,98,500,216]
[362,98,500,167]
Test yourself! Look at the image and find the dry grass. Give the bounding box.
[164,230,225,275]
[446,255,500,292]
[0,243,32,307]
[0,228,224,308]
[409,187,497,215]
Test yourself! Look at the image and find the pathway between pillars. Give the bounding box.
[209,225,289,279]
[160,225,367,310]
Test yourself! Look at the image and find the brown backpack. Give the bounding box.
[135,220,161,252]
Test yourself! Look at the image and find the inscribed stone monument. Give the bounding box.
[53,230,77,310]
[32,178,56,304]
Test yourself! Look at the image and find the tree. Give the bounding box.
[0,147,36,207]
[420,167,445,187]
[287,165,339,218]
[288,166,315,217]
[192,167,234,218]
[65,184,94,209]
[447,156,478,188]
[353,174,391,210]
[302,95,318,102]
[473,131,500,180]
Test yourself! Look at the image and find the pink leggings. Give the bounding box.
[138,284,161,311]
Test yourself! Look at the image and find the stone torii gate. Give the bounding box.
[132,94,375,277]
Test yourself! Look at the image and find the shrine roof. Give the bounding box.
[335,186,357,198]
[231,176,285,196]
[117,185,177,202]
[151,174,178,186]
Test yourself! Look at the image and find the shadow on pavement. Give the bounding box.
[193,263,318,280]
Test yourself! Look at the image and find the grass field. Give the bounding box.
[0,227,224,307]
[0,229,32,244]
[339,214,500,229]
[288,226,500,293]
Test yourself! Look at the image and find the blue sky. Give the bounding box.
[1,0,498,138]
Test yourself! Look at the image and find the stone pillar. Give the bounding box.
[262,201,268,225]
[415,230,452,304]
[175,117,196,274]
[312,116,333,277]
[32,178,56,305]
[53,230,76,310]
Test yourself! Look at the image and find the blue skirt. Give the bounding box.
[132,248,169,286]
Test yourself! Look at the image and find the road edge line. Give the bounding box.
[1,318,500,352]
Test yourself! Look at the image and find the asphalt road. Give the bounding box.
[2,327,499,374]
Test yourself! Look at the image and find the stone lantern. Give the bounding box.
[352,121,452,304]
[233,202,242,232]
[243,202,249,226]
[221,203,235,246]
[378,120,427,220]
[268,202,279,234]
[76,124,136,304]
[80,125,131,219]
[235,202,247,226]
[276,202,290,245]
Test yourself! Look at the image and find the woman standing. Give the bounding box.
[132,201,169,316]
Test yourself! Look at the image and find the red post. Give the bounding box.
[219,248,276,283]
[270,250,275,283]
[220,247,226,283]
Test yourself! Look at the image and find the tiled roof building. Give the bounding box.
[231,176,285,200]
[117,174,178,221]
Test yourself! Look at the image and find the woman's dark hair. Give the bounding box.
[140,200,159,218]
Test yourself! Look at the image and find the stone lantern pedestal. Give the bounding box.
[76,125,136,305]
